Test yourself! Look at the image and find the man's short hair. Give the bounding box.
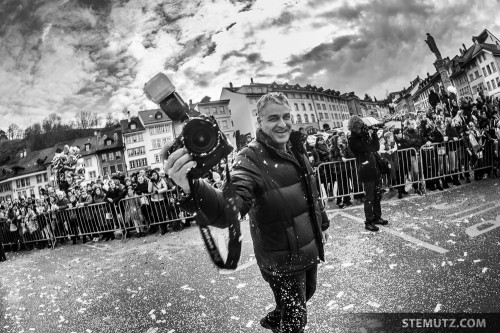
[256,92,290,117]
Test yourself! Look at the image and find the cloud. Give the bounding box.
[0,0,500,131]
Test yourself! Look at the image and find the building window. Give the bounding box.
[130,158,148,169]
[85,143,90,152]
[220,120,228,129]
[89,171,96,179]
[36,174,42,183]
[127,146,145,157]
[219,106,225,114]
[117,164,123,172]
[102,166,108,176]
[487,81,491,91]
[101,154,107,162]
[308,104,313,111]
[304,114,309,123]
[149,124,171,136]
[130,123,136,130]
[322,104,326,110]
[311,114,315,123]
[110,165,116,174]
[294,103,299,111]
[316,103,321,109]
[211,107,217,114]
[203,107,210,114]
[492,79,497,89]
[487,65,492,75]
[319,113,323,120]
[43,174,48,182]
[296,115,302,123]
[125,133,144,143]
[324,113,329,119]
[152,138,162,150]
[154,154,162,163]
[108,152,114,161]
[491,62,497,72]
[290,115,295,124]
[482,67,487,77]
[301,103,306,111]
[115,151,122,159]
[475,71,480,79]
[496,77,500,86]
[105,139,112,146]
[84,157,92,167]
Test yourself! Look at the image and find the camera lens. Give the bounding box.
[184,118,218,155]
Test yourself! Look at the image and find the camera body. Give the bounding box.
[165,114,233,179]
[144,73,233,179]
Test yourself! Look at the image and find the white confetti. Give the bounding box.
[464,252,468,257]
[367,301,380,308]
[473,259,481,263]
[149,310,155,315]
[342,304,354,310]
[230,316,239,320]
[450,233,456,237]
[389,264,397,269]
[388,253,396,257]
[482,268,489,273]
[161,309,166,314]
[457,259,465,262]
[336,291,344,298]
[434,304,442,312]
[441,261,446,267]
[265,304,274,311]
[236,283,247,289]
[245,321,254,328]
[341,263,354,267]
[199,295,206,299]
[326,300,336,307]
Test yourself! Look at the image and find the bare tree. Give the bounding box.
[104,112,118,128]
[7,123,19,140]
[24,122,42,138]
[75,111,101,129]
[42,113,62,133]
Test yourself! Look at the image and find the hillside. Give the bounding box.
[0,128,101,167]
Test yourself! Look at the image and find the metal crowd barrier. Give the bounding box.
[317,158,363,202]
[0,202,124,249]
[118,190,193,239]
[419,139,496,185]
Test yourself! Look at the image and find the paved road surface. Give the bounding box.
[1,179,499,332]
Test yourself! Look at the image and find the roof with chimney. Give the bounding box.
[222,80,344,97]
[120,116,146,135]
[138,109,174,125]
[0,147,58,181]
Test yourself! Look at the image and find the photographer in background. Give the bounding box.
[348,116,388,232]
[164,92,330,333]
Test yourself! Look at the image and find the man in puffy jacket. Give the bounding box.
[165,92,330,333]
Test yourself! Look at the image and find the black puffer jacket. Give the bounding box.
[348,130,380,182]
[182,130,329,276]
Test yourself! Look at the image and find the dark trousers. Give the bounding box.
[363,177,382,223]
[0,242,6,261]
[260,265,318,333]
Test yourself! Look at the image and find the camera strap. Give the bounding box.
[189,164,242,270]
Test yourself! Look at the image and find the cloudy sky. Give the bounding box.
[1,0,499,130]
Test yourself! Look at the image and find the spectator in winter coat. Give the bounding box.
[148,170,169,235]
[165,92,330,333]
[348,115,388,232]
[428,89,440,111]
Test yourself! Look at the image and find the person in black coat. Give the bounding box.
[348,116,388,232]
[428,89,440,111]
[164,92,329,333]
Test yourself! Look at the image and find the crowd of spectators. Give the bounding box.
[0,166,225,252]
[307,90,500,207]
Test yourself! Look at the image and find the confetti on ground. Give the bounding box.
[482,268,489,273]
[417,270,421,273]
[389,253,396,257]
[389,264,397,269]
[230,316,239,320]
[457,259,465,262]
[473,260,482,263]
[341,263,354,267]
[149,309,155,315]
[441,261,446,267]
[343,304,354,310]
[236,283,247,289]
[434,304,442,312]
[464,252,468,257]
[265,304,274,311]
[245,321,254,328]
[367,301,380,308]
[326,300,336,307]
[336,291,344,298]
